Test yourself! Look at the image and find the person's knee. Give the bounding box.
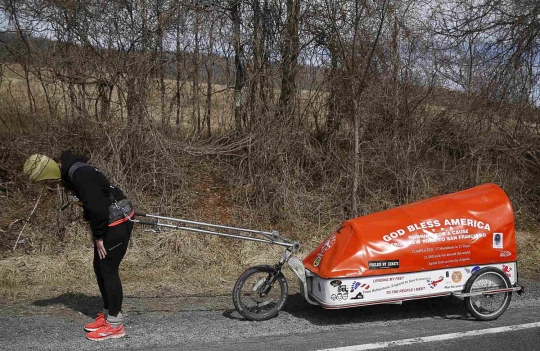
[99,261,120,277]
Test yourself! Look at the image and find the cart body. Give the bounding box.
[302,183,518,309]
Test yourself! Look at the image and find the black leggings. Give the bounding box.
[93,220,133,317]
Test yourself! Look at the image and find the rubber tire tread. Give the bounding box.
[232,265,288,321]
[464,266,512,321]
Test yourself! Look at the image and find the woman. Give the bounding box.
[23,150,134,341]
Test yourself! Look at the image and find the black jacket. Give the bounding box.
[60,150,127,239]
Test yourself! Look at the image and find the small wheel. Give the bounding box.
[232,265,288,321]
[464,267,512,321]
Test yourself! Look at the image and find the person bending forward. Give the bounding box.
[23,150,134,341]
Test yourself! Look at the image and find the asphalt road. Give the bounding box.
[0,278,539,351]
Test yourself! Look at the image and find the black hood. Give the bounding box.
[60,150,88,186]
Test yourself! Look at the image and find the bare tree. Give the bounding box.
[230,0,244,134]
[276,0,301,123]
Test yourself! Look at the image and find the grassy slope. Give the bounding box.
[1,159,538,302]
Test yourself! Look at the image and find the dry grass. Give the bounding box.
[0,210,328,302]
[1,217,537,302]
[0,141,331,302]
[516,231,540,280]
[1,185,538,303]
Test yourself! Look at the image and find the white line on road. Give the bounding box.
[317,322,540,351]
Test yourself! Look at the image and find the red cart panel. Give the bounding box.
[303,183,516,279]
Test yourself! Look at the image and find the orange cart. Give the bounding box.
[135,184,524,321]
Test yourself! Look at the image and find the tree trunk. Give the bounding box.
[175,19,183,128]
[9,3,36,116]
[192,11,201,134]
[352,94,360,217]
[276,0,301,123]
[156,2,167,126]
[391,10,400,140]
[249,0,262,131]
[204,22,215,137]
[350,0,387,216]
[260,0,271,112]
[231,0,244,135]
[326,35,340,138]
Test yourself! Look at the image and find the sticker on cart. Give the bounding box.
[350,281,370,293]
[500,250,511,257]
[451,271,462,283]
[330,280,342,287]
[350,291,365,300]
[337,285,347,293]
[313,255,321,267]
[369,260,399,270]
[321,234,336,253]
[427,276,444,289]
[502,264,512,278]
[493,233,503,248]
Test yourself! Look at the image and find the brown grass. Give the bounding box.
[0,206,329,302]
[516,231,540,280]
[0,134,331,301]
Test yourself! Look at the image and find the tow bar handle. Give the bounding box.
[132,211,157,225]
[135,219,158,226]
[130,210,298,249]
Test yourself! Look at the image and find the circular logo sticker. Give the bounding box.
[313,256,321,267]
[452,271,462,283]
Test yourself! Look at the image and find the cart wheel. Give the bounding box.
[232,265,288,321]
[464,267,512,321]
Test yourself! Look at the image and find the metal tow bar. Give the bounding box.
[131,211,301,250]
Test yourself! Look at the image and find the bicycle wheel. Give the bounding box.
[232,265,288,321]
[464,267,512,321]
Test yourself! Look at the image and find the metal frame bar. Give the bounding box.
[142,213,285,241]
[131,213,299,249]
[452,286,523,298]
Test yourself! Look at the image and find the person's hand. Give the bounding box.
[95,239,107,260]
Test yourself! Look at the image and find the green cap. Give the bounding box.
[23,154,61,182]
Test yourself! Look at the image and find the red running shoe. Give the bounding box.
[86,322,125,341]
[84,312,106,332]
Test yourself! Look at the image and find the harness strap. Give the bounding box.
[68,162,115,203]
[109,210,135,227]
[68,162,93,181]
[67,161,134,225]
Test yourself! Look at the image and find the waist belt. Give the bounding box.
[108,198,134,227]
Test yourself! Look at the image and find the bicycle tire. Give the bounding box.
[464,266,512,321]
[232,265,288,321]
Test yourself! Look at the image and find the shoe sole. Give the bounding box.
[86,332,126,341]
[84,327,99,332]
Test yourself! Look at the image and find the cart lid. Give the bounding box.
[303,183,516,278]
